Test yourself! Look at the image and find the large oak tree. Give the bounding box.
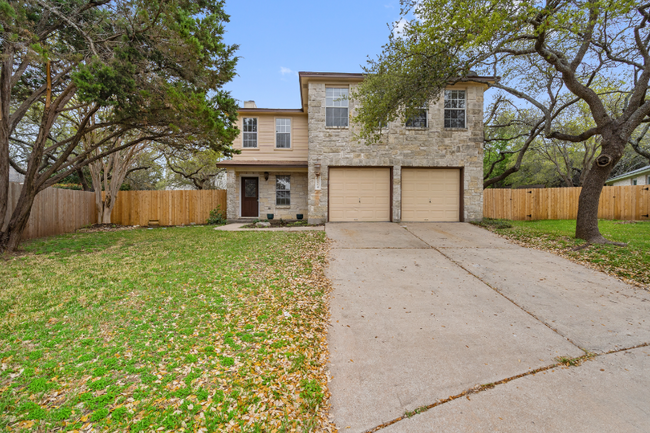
[0,0,239,252]
[354,0,650,244]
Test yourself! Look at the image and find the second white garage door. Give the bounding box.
[329,168,391,222]
[401,168,460,222]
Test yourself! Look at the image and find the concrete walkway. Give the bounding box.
[326,222,650,432]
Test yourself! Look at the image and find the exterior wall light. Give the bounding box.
[264,172,269,181]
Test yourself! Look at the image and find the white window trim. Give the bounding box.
[275,118,292,149]
[242,117,258,149]
[276,175,291,207]
[405,106,429,129]
[325,86,350,128]
[444,89,467,129]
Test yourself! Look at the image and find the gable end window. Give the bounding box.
[243,118,258,148]
[276,119,291,148]
[444,90,466,128]
[276,175,291,206]
[326,88,349,127]
[405,106,428,128]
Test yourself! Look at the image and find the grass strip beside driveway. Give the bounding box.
[0,227,334,432]
[474,219,650,288]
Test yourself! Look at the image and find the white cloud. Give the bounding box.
[393,18,407,38]
[280,67,298,76]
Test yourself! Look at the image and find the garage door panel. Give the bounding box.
[402,168,460,222]
[329,168,391,222]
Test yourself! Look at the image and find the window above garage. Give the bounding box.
[405,106,428,128]
[326,87,349,127]
[444,90,466,128]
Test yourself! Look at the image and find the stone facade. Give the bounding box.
[306,82,485,224]
[226,169,308,220]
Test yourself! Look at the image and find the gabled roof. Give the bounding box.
[236,71,498,114]
[606,165,650,183]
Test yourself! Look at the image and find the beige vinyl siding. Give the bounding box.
[401,168,460,222]
[234,113,308,161]
[329,168,391,222]
[611,174,649,186]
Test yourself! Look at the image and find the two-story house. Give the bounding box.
[218,71,492,224]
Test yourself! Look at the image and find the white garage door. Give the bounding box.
[329,168,391,222]
[402,168,460,222]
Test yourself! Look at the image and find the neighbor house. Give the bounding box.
[218,71,493,224]
[606,165,650,186]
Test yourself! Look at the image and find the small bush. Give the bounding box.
[473,218,512,230]
[207,205,226,225]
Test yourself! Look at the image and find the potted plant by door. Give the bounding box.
[267,213,274,220]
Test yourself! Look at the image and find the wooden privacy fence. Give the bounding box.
[109,190,227,226]
[3,182,96,240]
[484,185,650,221]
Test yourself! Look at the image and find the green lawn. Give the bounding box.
[0,227,334,432]
[475,219,650,287]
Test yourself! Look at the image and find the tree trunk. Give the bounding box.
[575,136,624,243]
[0,121,9,231]
[0,184,37,252]
[99,191,115,224]
[0,42,13,233]
[101,205,113,224]
[78,168,93,192]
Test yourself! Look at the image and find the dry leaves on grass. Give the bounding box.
[480,226,650,290]
[0,228,338,432]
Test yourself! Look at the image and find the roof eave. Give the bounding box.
[606,165,650,183]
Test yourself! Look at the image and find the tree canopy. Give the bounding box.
[353,0,650,243]
[0,0,240,251]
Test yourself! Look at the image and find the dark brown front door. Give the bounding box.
[241,177,259,217]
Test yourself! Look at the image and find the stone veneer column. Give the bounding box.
[392,166,401,222]
[226,169,238,222]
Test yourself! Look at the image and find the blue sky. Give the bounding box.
[222,1,404,109]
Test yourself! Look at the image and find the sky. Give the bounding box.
[222,1,405,109]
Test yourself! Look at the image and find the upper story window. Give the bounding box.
[444,90,466,128]
[276,119,291,148]
[276,175,291,206]
[243,118,258,148]
[633,179,638,185]
[326,87,349,127]
[405,106,428,128]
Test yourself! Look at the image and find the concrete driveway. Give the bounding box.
[326,222,650,432]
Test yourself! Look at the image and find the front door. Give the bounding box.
[241,177,259,217]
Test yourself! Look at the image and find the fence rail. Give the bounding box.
[484,185,650,221]
[110,190,227,226]
[3,182,96,240]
